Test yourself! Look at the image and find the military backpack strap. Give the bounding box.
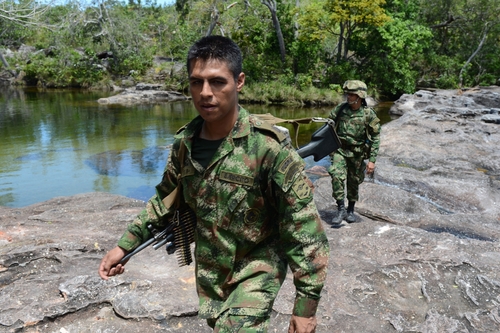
[253,113,317,148]
[363,107,372,142]
[253,118,287,142]
[333,102,349,131]
[160,139,196,267]
[363,107,380,142]
[162,139,186,210]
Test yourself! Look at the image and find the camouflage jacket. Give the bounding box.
[118,107,329,319]
[329,102,381,162]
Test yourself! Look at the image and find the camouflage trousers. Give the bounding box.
[328,150,366,202]
[207,311,270,332]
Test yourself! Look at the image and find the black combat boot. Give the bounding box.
[331,200,347,225]
[346,201,356,223]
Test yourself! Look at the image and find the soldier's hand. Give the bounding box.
[366,161,375,175]
[98,246,129,280]
[288,315,317,333]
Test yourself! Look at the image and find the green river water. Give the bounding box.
[0,87,394,207]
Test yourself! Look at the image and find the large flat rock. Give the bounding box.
[1,87,500,332]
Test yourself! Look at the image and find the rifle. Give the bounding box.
[119,207,196,267]
[296,118,341,161]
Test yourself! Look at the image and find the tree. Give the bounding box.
[0,0,55,76]
[323,0,390,63]
[0,0,52,26]
[175,0,190,23]
[261,0,286,63]
[358,0,433,95]
[363,17,433,95]
[417,0,500,87]
[458,22,490,88]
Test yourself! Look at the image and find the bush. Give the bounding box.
[23,48,105,87]
[241,79,341,106]
[435,74,458,89]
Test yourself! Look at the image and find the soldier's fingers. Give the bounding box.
[98,259,112,280]
[116,264,125,275]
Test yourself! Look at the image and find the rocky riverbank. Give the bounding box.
[96,82,190,105]
[1,87,500,332]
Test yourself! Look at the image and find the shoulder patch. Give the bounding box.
[283,161,303,189]
[278,156,304,189]
[278,155,294,174]
[292,177,311,199]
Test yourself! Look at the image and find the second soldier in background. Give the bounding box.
[328,80,381,225]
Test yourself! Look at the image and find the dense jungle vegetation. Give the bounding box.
[1,0,499,100]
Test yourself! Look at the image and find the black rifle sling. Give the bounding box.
[161,140,196,267]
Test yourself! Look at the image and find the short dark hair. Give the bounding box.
[187,35,242,81]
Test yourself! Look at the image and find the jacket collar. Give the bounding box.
[175,106,251,141]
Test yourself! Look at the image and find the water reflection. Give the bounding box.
[0,87,394,207]
[85,146,171,176]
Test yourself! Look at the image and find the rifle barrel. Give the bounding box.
[119,237,156,264]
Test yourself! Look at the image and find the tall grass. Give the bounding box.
[241,81,343,106]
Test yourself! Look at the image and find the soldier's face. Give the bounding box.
[345,93,361,110]
[188,58,245,126]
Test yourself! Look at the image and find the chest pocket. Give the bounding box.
[339,114,366,143]
[216,174,271,244]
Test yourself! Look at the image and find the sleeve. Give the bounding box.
[367,109,381,163]
[328,104,341,121]
[117,141,181,251]
[271,144,330,317]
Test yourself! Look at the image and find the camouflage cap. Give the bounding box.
[343,80,368,99]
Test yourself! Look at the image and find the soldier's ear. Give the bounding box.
[236,72,245,92]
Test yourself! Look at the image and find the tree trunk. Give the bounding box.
[294,0,299,40]
[343,21,351,61]
[459,23,489,88]
[337,22,345,64]
[270,11,286,63]
[292,0,299,74]
[261,0,286,63]
[205,6,220,36]
[0,51,17,77]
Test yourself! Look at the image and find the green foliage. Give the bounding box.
[295,73,313,90]
[478,74,497,86]
[329,84,343,93]
[288,26,324,79]
[0,10,34,47]
[23,48,105,87]
[232,4,282,84]
[416,0,500,88]
[242,79,342,106]
[324,60,359,87]
[436,73,459,89]
[1,0,499,96]
[324,0,391,27]
[362,14,433,94]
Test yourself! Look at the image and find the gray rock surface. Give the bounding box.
[1,87,500,332]
[97,83,190,105]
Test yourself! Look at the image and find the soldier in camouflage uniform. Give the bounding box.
[99,36,329,333]
[328,80,381,225]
